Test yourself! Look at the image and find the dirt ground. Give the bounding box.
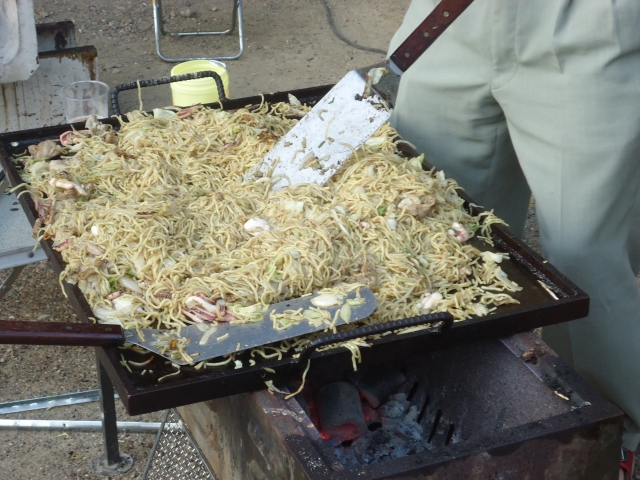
[1,0,638,479]
[40,0,408,115]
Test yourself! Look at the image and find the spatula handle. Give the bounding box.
[0,320,124,347]
[389,0,475,72]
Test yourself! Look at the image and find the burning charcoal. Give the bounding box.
[364,429,393,462]
[390,392,408,402]
[335,444,361,469]
[370,427,392,446]
[324,436,342,448]
[390,437,409,459]
[334,445,345,459]
[379,396,408,419]
[393,405,424,442]
[348,363,407,408]
[351,435,372,458]
[382,418,400,432]
[403,405,420,424]
[328,386,433,468]
[396,421,423,441]
[370,428,414,463]
[359,453,374,465]
[316,382,368,442]
[362,402,380,424]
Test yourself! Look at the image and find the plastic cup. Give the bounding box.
[170,60,230,107]
[60,80,110,124]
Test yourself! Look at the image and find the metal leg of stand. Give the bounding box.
[93,357,134,475]
[0,265,25,300]
[0,172,8,194]
[153,0,244,62]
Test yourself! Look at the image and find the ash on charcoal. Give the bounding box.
[349,363,407,408]
[333,392,433,468]
[379,393,409,419]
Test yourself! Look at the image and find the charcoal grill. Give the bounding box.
[177,332,623,480]
[0,85,590,417]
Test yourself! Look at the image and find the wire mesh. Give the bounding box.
[143,409,215,480]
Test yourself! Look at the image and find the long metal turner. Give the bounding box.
[0,288,376,365]
[248,0,475,189]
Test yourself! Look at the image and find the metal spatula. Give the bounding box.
[248,0,475,189]
[0,288,376,365]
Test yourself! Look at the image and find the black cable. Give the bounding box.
[319,0,387,55]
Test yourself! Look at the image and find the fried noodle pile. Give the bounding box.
[17,102,522,340]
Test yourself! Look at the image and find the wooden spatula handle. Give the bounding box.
[0,320,124,347]
[390,0,475,72]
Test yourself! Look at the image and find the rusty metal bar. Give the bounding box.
[93,358,134,474]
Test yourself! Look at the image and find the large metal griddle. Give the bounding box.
[0,85,589,415]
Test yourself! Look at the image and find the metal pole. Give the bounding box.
[0,419,166,433]
[99,358,120,465]
[0,265,25,300]
[93,356,134,475]
[0,389,118,415]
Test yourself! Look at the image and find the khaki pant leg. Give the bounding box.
[490,0,640,450]
[390,0,640,450]
[630,193,640,275]
[387,0,531,236]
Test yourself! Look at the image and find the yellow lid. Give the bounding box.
[170,60,230,106]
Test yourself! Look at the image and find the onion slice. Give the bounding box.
[311,293,341,308]
[199,324,218,345]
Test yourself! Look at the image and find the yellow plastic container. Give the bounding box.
[170,60,230,107]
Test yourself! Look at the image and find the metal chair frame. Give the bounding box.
[152,0,244,62]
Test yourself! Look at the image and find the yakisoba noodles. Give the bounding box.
[17,101,521,346]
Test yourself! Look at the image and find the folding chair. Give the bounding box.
[152,0,244,62]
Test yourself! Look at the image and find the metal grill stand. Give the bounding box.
[143,409,215,480]
[152,0,244,62]
[92,358,134,475]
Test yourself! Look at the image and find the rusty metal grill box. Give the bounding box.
[177,332,622,479]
